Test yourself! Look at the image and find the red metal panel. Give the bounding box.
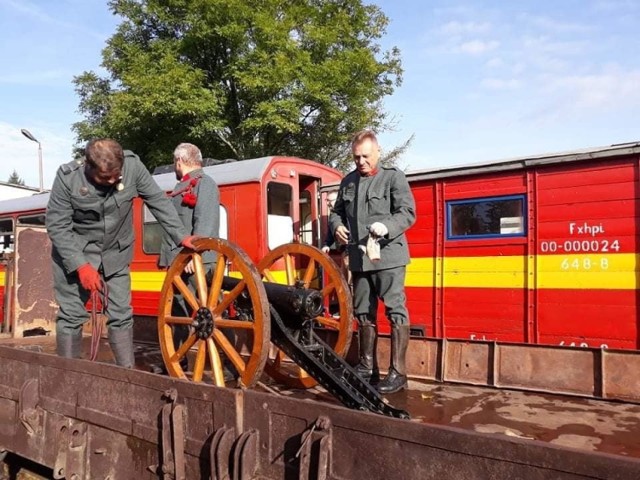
[406,286,432,336]
[407,184,436,258]
[444,173,526,198]
[537,289,638,349]
[443,287,527,343]
[536,158,636,187]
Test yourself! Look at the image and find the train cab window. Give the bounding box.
[0,218,14,254]
[17,214,46,226]
[142,205,229,254]
[447,195,526,239]
[267,182,294,249]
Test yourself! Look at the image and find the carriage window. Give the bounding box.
[142,205,229,254]
[447,195,525,239]
[0,218,15,254]
[17,214,46,226]
[267,182,293,249]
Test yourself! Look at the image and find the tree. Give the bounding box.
[73,0,403,170]
[7,170,25,186]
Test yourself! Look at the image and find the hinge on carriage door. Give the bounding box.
[148,388,186,480]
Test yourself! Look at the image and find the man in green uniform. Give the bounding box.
[159,143,219,271]
[46,138,197,367]
[329,130,416,394]
[158,143,222,373]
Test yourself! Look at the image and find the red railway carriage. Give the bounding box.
[403,141,640,350]
[2,143,640,352]
[0,156,342,328]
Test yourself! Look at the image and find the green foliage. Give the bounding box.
[7,170,25,186]
[73,0,403,169]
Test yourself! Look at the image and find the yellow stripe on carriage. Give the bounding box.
[130,253,640,292]
[404,253,639,290]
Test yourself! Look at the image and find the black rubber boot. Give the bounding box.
[56,329,83,359]
[377,324,409,394]
[108,327,135,368]
[354,317,379,384]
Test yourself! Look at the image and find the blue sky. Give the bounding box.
[1,0,639,188]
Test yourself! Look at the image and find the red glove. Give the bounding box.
[180,235,200,249]
[77,264,101,292]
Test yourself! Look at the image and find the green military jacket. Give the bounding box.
[158,168,220,268]
[46,151,188,277]
[329,166,416,272]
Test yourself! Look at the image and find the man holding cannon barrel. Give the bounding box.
[330,130,416,394]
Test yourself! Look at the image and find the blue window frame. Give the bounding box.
[447,194,526,240]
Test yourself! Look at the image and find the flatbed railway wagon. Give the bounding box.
[398,141,640,351]
[1,150,640,478]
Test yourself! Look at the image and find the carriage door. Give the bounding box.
[266,175,320,249]
[10,219,57,337]
[298,175,320,246]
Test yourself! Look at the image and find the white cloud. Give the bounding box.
[544,68,640,110]
[0,0,105,41]
[457,39,500,55]
[518,13,593,33]
[438,20,491,35]
[522,35,587,56]
[0,69,72,85]
[481,78,522,90]
[485,57,504,68]
[591,0,639,12]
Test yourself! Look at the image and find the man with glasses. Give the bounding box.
[46,138,197,368]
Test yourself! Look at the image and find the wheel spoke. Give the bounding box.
[262,268,277,283]
[171,334,196,364]
[165,315,193,326]
[192,253,208,303]
[212,280,246,316]
[215,319,255,330]
[207,338,225,386]
[321,282,335,297]
[302,258,316,288]
[315,315,340,330]
[284,253,295,285]
[173,276,200,311]
[207,257,226,309]
[213,328,246,375]
[192,340,206,382]
[272,349,285,369]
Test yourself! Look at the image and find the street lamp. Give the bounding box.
[20,128,44,192]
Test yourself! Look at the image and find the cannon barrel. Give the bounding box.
[220,276,323,320]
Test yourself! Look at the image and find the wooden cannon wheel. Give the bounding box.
[158,238,270,388]
[257,243,353,388]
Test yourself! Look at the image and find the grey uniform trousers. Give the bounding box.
[352,266,410,326]
[52,249,133,336]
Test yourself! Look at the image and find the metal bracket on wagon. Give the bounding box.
[148,388,186,480]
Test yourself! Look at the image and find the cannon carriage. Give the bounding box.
[158,237,408,418]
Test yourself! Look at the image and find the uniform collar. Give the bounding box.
[181,168,203,182]
[359,167,379,177]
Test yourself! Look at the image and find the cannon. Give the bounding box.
[158,238,409,418]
